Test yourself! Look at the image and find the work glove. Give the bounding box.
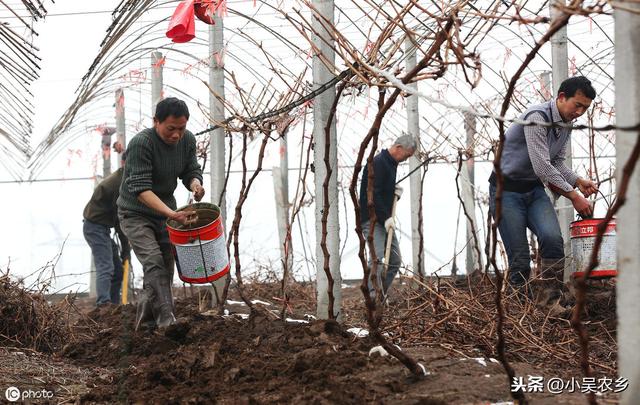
[384,217,395,233]
[394,186,403,200]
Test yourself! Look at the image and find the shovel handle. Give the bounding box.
[121,259,130,305]
[383,194,400,274]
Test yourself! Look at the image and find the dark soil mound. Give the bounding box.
[62,301,399,404]
[53,280,619,404]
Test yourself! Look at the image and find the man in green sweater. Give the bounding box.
[83,152,130,306]
[117,97,204,329]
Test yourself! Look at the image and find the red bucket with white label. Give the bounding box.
[167,202,230,284]
[570,218,617,278]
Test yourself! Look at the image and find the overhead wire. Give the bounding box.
[0,0,51,179]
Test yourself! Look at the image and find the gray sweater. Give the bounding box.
[117,128,203,218]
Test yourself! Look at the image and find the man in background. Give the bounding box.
[359,135,416,298]
[83,152,130,306]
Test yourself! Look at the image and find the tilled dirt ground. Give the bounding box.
[0,280,620,404]
[56,301,583,404]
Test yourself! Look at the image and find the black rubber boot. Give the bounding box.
[135,285,155,331]
[150,274,176,329]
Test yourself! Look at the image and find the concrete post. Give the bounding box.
[405,36,425,279]
[209,17,226,220]
[462,112,482,273]
[101,132,111,178]
[280,135,289,209]
[208,17,227,305]
[312,0,341,320]
[114,88,131,299]
[615,1,640,402]
[115,89,126,167]
[151,51,164,117]
[541,71,559,266]
[273,166,292,276]
[541,71,552,101]
[550,0,572,278]
[274,134,292,275]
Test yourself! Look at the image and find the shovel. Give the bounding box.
[382,186,403,295]
[121,258,129,305]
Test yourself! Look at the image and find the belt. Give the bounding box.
[489,172,543,193]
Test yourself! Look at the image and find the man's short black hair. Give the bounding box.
[154,97,190,122]
[558,76,596,100]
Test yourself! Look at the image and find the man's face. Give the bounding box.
[154,115,188,145]
[556,90,592,122]
[391,145,415,163]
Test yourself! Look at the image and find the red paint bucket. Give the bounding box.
[570,218,617,278]
[167,203,230,284]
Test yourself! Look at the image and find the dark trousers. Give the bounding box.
[489,183,564,286]
[117,209,174,282]
[362,220,402,295]
[83,220,123,305]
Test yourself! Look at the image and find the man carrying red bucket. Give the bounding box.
[117,97,204,330]
[488,76,599,314]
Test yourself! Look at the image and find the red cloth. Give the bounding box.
[166,0,196,43]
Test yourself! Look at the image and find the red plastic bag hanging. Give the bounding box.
[195,0,228,24]
[194,0,215,25]
[166,0,196,43]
